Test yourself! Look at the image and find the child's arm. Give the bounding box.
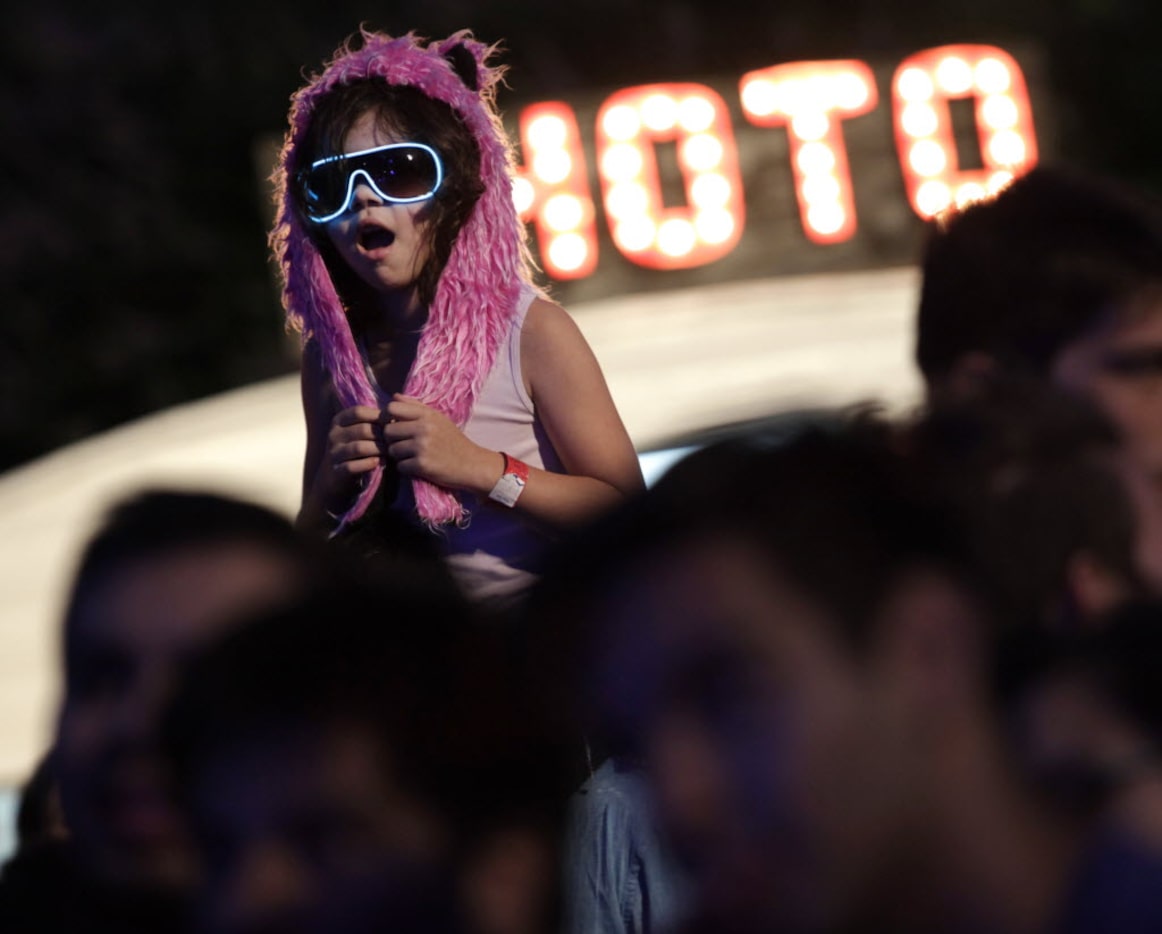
[514,297,645,523]
[381,298,644,529]
[297,340,383,532]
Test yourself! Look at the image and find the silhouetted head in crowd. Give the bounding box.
[916,164,1162,488]
[163,576,572,934]
[532,412,1090,934]
[54,490,320,894]
[1005,598,1162,823]
[904,377,1162,635]
[902,380,1162,844]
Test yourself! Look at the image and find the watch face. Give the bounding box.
[489,472,525,508]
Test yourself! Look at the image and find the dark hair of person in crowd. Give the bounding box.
[61,490,315,651]
[915,163,1162,391]
[525,407,974,762]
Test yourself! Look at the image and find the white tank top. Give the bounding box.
[372,286,564,603]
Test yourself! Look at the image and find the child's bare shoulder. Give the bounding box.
[522,296,584,348]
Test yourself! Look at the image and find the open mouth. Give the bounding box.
[358,226,396,251]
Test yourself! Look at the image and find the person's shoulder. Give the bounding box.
[522,296,583,345]
[524,293,567,321]
[520,296,595,372]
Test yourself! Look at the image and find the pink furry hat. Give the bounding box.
[270,28,534,530]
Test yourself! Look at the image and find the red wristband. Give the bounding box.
[488,453,529,508]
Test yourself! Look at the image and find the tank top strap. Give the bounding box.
[506,285,540,412]
[513,283,538,325]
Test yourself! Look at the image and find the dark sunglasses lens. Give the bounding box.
[363,147,439,199]
[302,162,349,218]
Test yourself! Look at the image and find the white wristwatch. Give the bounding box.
[488,453,529,508]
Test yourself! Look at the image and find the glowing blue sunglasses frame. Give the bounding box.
[300,142,444,224]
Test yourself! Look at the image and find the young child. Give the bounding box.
[270,29,643,603]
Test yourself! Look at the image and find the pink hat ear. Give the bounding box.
[443,43,480,91]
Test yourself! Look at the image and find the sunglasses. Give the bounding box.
[298,142,444,224]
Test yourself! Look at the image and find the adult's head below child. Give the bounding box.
[51,491,322,900]
[161,575,574,934]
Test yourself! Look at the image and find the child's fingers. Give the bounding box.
[386,439,418,463]
[335,439,382,462]
[331,455,380,477]
[381,419,418,444]
[334,405,384,426]
[385,398,430,421]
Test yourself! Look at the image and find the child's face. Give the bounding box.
[322,109,434,303]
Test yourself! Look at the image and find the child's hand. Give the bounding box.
[327,405,385,485]
[382,395,502,494]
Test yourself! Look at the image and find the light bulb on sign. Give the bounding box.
[682,134,725,171]
[527,115,568,150]
[974,58,1012,94]
[533,150,572,185]
[935,56,973,94]
[641,93,679,132]
[544,194,584,232]
[616,217,657,253]
[602,104,641,141]
[897,67,934,102]
[916,180,953,217]
[679,96,717,133]
[548,233,589,272]
[601,143,645,183]
[658,217,697,257]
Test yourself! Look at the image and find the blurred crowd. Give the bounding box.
[3,160,1162,934]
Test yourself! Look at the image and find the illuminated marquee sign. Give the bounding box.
[510,43,1039,286]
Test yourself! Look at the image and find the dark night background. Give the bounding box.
[2,0,1160,473]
